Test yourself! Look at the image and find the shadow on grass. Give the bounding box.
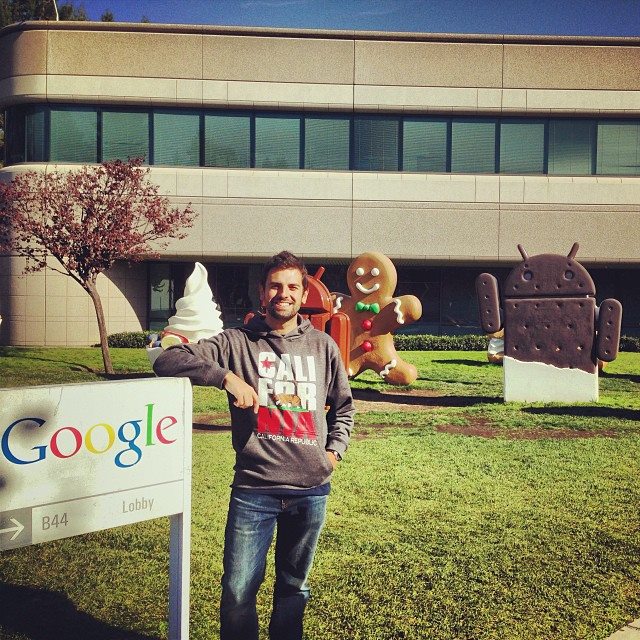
[193,422,232,433]
[100,372,155,381]
[0,583,160,640]
[352,388,501,407]
[601,371,640,384]
[523,406,640,422]
[431,358,491,367]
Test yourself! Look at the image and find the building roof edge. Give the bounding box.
[1,20,639,46]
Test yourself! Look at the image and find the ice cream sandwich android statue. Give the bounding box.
[476,243,622,402]
[147,262,223,364]
[332,252,422,385]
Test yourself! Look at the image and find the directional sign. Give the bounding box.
[0,378,192,639]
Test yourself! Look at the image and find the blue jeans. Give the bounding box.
[220,489,328,640]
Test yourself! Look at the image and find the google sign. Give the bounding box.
[0,377,192,639]
[2,403,178,468]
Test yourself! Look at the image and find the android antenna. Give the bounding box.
[568,243,579,259]
[517,244,528,260]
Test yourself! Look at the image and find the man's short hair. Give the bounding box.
[261,251,309,290]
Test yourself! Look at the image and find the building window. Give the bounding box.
[499,121,545,174]
[102,110,149,162]
[153,110,200,166]
[149,262,175,331]
[204,113,251,168]
[50,107,98,163]
[255,115,301,169]
[6,103,640,179]
[548,119,595,175]
[353,116,399,171]
[402,118,448,172]
[304,116,350,170]
[597,121,640,175]
[451,120,496,173]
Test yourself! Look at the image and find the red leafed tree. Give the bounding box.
[0,158,194,374]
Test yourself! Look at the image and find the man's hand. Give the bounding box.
[223,372,259,413]
[327,450,339,470]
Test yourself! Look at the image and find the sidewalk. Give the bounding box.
[607,619,640,639]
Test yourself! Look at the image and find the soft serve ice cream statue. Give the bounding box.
[147,262,223,364]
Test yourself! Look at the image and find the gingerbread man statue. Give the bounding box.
[332,252,422,385]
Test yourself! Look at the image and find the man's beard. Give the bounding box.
[266,300,298,322]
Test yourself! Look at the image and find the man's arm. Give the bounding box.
[153,337,259,412]
[325,343,355,461]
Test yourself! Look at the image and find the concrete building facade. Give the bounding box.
[1,21,639,345]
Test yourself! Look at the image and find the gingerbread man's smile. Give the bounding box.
[355,266,381,294]
[356,281,380,294]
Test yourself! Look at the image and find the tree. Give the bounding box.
[0,112,4,169]
[100,9,113,21]
[0,0,91,27]
[0,158,195,374]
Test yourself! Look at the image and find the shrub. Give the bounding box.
[107,331,151,348]
[394,334,640,352]
[394,334,489,351]
[620,335,640,352]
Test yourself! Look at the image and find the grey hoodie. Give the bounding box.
[153,315,354,491]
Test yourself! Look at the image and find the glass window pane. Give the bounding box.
[255,116,300,169]
[451,120,495,173]
[304,116,350,170]
[5,106,26,165]
[25,107,46,162]
[353,117,399,171]
[102,111,149,162]
[153,111,200,166]
[548,119,594,175]
[499,121,545,173]
[403,119,447,172]
[597,121,640,175]
[50,108,98,163]
[204,113,251,168]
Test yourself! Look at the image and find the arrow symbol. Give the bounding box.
[0,518,25,541]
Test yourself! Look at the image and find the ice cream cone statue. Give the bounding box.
[147,262,223,364]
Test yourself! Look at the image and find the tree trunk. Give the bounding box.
[86,280,114,375]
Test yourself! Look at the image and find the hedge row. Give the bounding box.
[107,331,640,352]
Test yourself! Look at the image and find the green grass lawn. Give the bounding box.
[0,347,639,639]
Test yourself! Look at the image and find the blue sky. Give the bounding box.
[77,0,640,36]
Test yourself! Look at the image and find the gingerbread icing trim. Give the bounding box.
[379,359,398,378]
[393,298,405,324]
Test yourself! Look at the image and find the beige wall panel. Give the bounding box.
[161,203,204,256]
[353,173,478,202]
[227,171,353,200]
[543,176,640,205]
[227,81,353,108]
[202,35,353,84]
[354,85,478,110]
[200,202,353,256]
[0,30,47,80]
[352,205,500,257]
[476,176,501,202]
[499,176,525,203]
[202,80,228,102]
[499,208,640,261]
[177,79,203,103]
[0,75,47,104]
[355,41,502,88]
[47,75,177,101]
[526,88,640,112]
[47,31,203,79]
[503,44,640,90]
[502,89,527,110]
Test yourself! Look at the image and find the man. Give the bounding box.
[154,251,354,640]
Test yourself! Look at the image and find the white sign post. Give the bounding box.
[0,378,192,639]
